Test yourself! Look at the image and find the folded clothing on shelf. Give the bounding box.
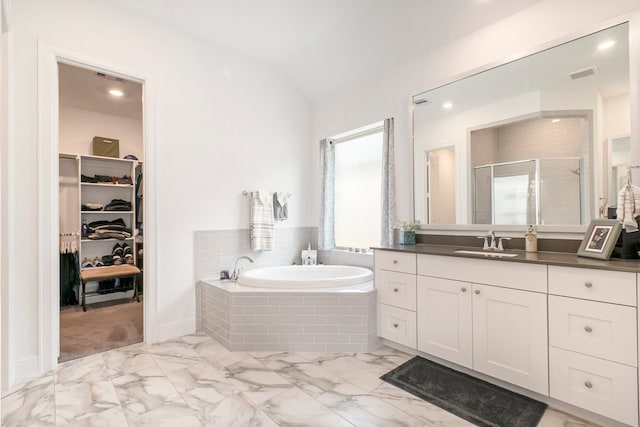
[81,202,104,211]
[104,199,132,211]
[87,218,132,240]
[81,174,133,185]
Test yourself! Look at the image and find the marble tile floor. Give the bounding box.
[2,332,601,426]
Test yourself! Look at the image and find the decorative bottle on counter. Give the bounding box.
[525,225,537,252]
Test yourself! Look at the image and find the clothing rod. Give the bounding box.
[242,190,292,197]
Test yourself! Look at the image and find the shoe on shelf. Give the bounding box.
[112,242,123,265]
[81,257,94,268]
[93,257,104,267]
[122,243,134,264]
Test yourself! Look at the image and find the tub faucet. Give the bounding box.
[230,256,254,281]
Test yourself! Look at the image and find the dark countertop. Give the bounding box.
[372,244,640,273]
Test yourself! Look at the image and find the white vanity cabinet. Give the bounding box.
[471,282,548,395]
[374,249,640,426]
[548,266,638,426]
[416,254,548,395]
[416,276,472,368]
[374,251,417,348]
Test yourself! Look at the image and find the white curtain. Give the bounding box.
[319,138,335,250]
[381,118,395,246]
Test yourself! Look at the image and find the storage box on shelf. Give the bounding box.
[79,154,139,307]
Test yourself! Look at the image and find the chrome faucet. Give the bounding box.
[478,230,511,252]
[230,256,254,280]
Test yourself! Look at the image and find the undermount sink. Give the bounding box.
[453,250,519,258]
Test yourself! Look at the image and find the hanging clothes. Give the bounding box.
[616,184,640,233]
[59,234,80,306]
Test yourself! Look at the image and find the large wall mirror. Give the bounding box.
[413,22,630,226]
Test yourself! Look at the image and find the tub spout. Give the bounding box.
[230,256,254,281]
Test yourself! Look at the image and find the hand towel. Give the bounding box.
[273,192,289,221]
[616,184,640,232]
[250,191,275,251]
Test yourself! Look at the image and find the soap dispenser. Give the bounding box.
[525,225,537,252]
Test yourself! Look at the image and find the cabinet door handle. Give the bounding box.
[584,282,593,288]
[461,287,467,292]
[392,260,398,264]
[393,288,399,293]
[584,326,593,333]
[584,381,593,389]
[393,323,399,328]
[474,289,480,295]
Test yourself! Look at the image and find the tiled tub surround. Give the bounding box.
[197,279,378,352]
[194,227,318,281]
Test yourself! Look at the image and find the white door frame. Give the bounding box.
[37,40,158,372]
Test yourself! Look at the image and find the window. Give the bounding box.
[332,123,383,249]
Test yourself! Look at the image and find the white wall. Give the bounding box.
[59,106,143,160]
[311,0,640,227]
[5,0,312,387]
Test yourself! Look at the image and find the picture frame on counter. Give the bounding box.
[577,219,621,260]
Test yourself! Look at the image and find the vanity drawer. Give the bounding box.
[548,266,636,306]
[376,270,417,310]
[375,251,416,274]
[549,346,638,427]
[549,296,637,366]
[378,304,416,348]
[417,254,547,293]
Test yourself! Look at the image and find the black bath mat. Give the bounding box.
[380,356,547,427]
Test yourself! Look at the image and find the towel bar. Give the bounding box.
[242,190,292,197]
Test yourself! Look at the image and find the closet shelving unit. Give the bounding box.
[63,153,139,305]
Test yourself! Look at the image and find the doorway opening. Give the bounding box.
[423,147,456,224]
[57,63,144,362]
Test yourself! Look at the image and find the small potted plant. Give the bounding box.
[398,220,420,245]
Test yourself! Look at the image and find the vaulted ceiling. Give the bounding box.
[111,0,542,100]
[59,0,544,118]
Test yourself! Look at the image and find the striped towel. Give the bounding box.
[617,185,640,232]
[250,191,274,251]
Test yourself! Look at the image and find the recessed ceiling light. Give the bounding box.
[598,40,615,50]
[442,102,453,109]
[551,119,560,123]
[109,89,124,97]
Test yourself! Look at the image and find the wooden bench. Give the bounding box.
[79,265,141,312]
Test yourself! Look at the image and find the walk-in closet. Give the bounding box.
[57,63,144,362]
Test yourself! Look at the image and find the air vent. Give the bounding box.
[96,72,126,83]
[414,98,429,105]
[568,66,598,80]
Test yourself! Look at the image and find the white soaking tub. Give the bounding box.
[237,265,374,290]
[197,265,378,352]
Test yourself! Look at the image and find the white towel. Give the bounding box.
[250,191,274,251]
[617,184,640,232]
[273,192,289,221]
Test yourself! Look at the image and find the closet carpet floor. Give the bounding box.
[59,296,143,362]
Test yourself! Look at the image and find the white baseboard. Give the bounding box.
[157,318,196,342]
[12,354,39,388]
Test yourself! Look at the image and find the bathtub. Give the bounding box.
[197,265,379,352]
[237,265,374,291]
